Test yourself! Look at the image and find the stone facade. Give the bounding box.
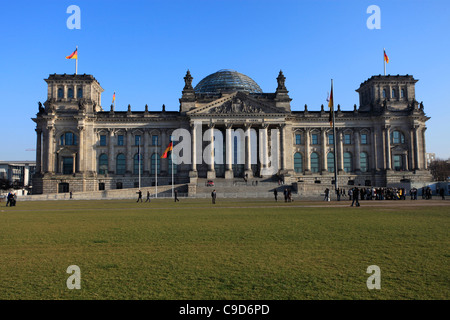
[32,71,432,195]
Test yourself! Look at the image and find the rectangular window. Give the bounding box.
[361,134,368,145]
[311,134,318,145]
[152,135,159,146]
[100,135,106,146]
[62,157,73,175]
[344,134,351,145]
[135,135,141,146]
[295,134,301,145]
[117,135,124,146]
[328,134,334,145]
[393,155,402,171]
[401,89,405,98]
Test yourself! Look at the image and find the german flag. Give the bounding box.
[328,86,334,127]
[161,142,173,158]
[112,91,115,103]
[384,50,389,63]
[66,48,78,59]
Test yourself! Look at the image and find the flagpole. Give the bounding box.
[155,145,158,198]
[331,79,339,200]
[383,48,386,76]
[75,46,78,75]
[171,151,174,199]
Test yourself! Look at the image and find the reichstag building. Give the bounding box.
[32,69,432,194]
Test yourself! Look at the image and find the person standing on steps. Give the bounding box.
[211,189,217,204]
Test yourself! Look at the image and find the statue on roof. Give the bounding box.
[276,70,287,91]
[183,70,194,90]
[38,101,45,114]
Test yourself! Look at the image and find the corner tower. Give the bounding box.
[356,75,418,112]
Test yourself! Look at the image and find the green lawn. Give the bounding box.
[0,199,448,300]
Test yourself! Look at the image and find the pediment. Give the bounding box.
[187,92,287,116]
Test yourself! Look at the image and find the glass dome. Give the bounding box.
[194,69,263,94]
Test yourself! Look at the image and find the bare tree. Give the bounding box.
[429,158,450,181]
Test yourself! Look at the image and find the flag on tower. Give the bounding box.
[66,48,78,59]
[112,91,116,103]
[384,49,389,63]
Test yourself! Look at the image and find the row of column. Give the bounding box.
[190,123,286,179]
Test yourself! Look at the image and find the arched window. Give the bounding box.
[344,152,352,173]
[382,89,386,98]
[134,153,143,175]
[401,89,405,98]
[327,152,335,173]
[116,154,126,175]
[391,131,405,144]
[60,132,77,146]
[77,88,83,98]
[98,154,108,174]
[169,153,177,175]
[392,89,396,98]
[151,153,160,175]
[68,88,74,98]
[310,152,319,173]
[360,152,369,173]
[58,88,64,99]
[294,153,303,173]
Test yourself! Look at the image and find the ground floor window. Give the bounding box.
[58,182,69,193]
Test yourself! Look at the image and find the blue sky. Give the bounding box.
[0,0,449,160]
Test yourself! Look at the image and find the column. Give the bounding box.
[108,129,115,174]
[48,126,55,173]
[304,128,310,172]
[409,127,415,171]
[385,125,391,170]
[321,128,327,172]
[338,131,344,173]
[414,125,421,170]
[279,124,286,171]
[243,123,253,178]
[207,124,216,179]
[35,129,42,173]
[403,154,408,171]
[190,123,198,173]
[354,130,361,172]
[78,126,84,173]
[72,153,76,174]
[42,129,49,173]
[371,130,378,171]
[422,128,427,170]
[225,124,233,179]
[259,124,269,176]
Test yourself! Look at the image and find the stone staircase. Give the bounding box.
[193,178,337,200]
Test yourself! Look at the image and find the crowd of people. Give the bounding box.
[328,185,446,202]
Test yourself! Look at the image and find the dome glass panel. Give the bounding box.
[194,69,262,94]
